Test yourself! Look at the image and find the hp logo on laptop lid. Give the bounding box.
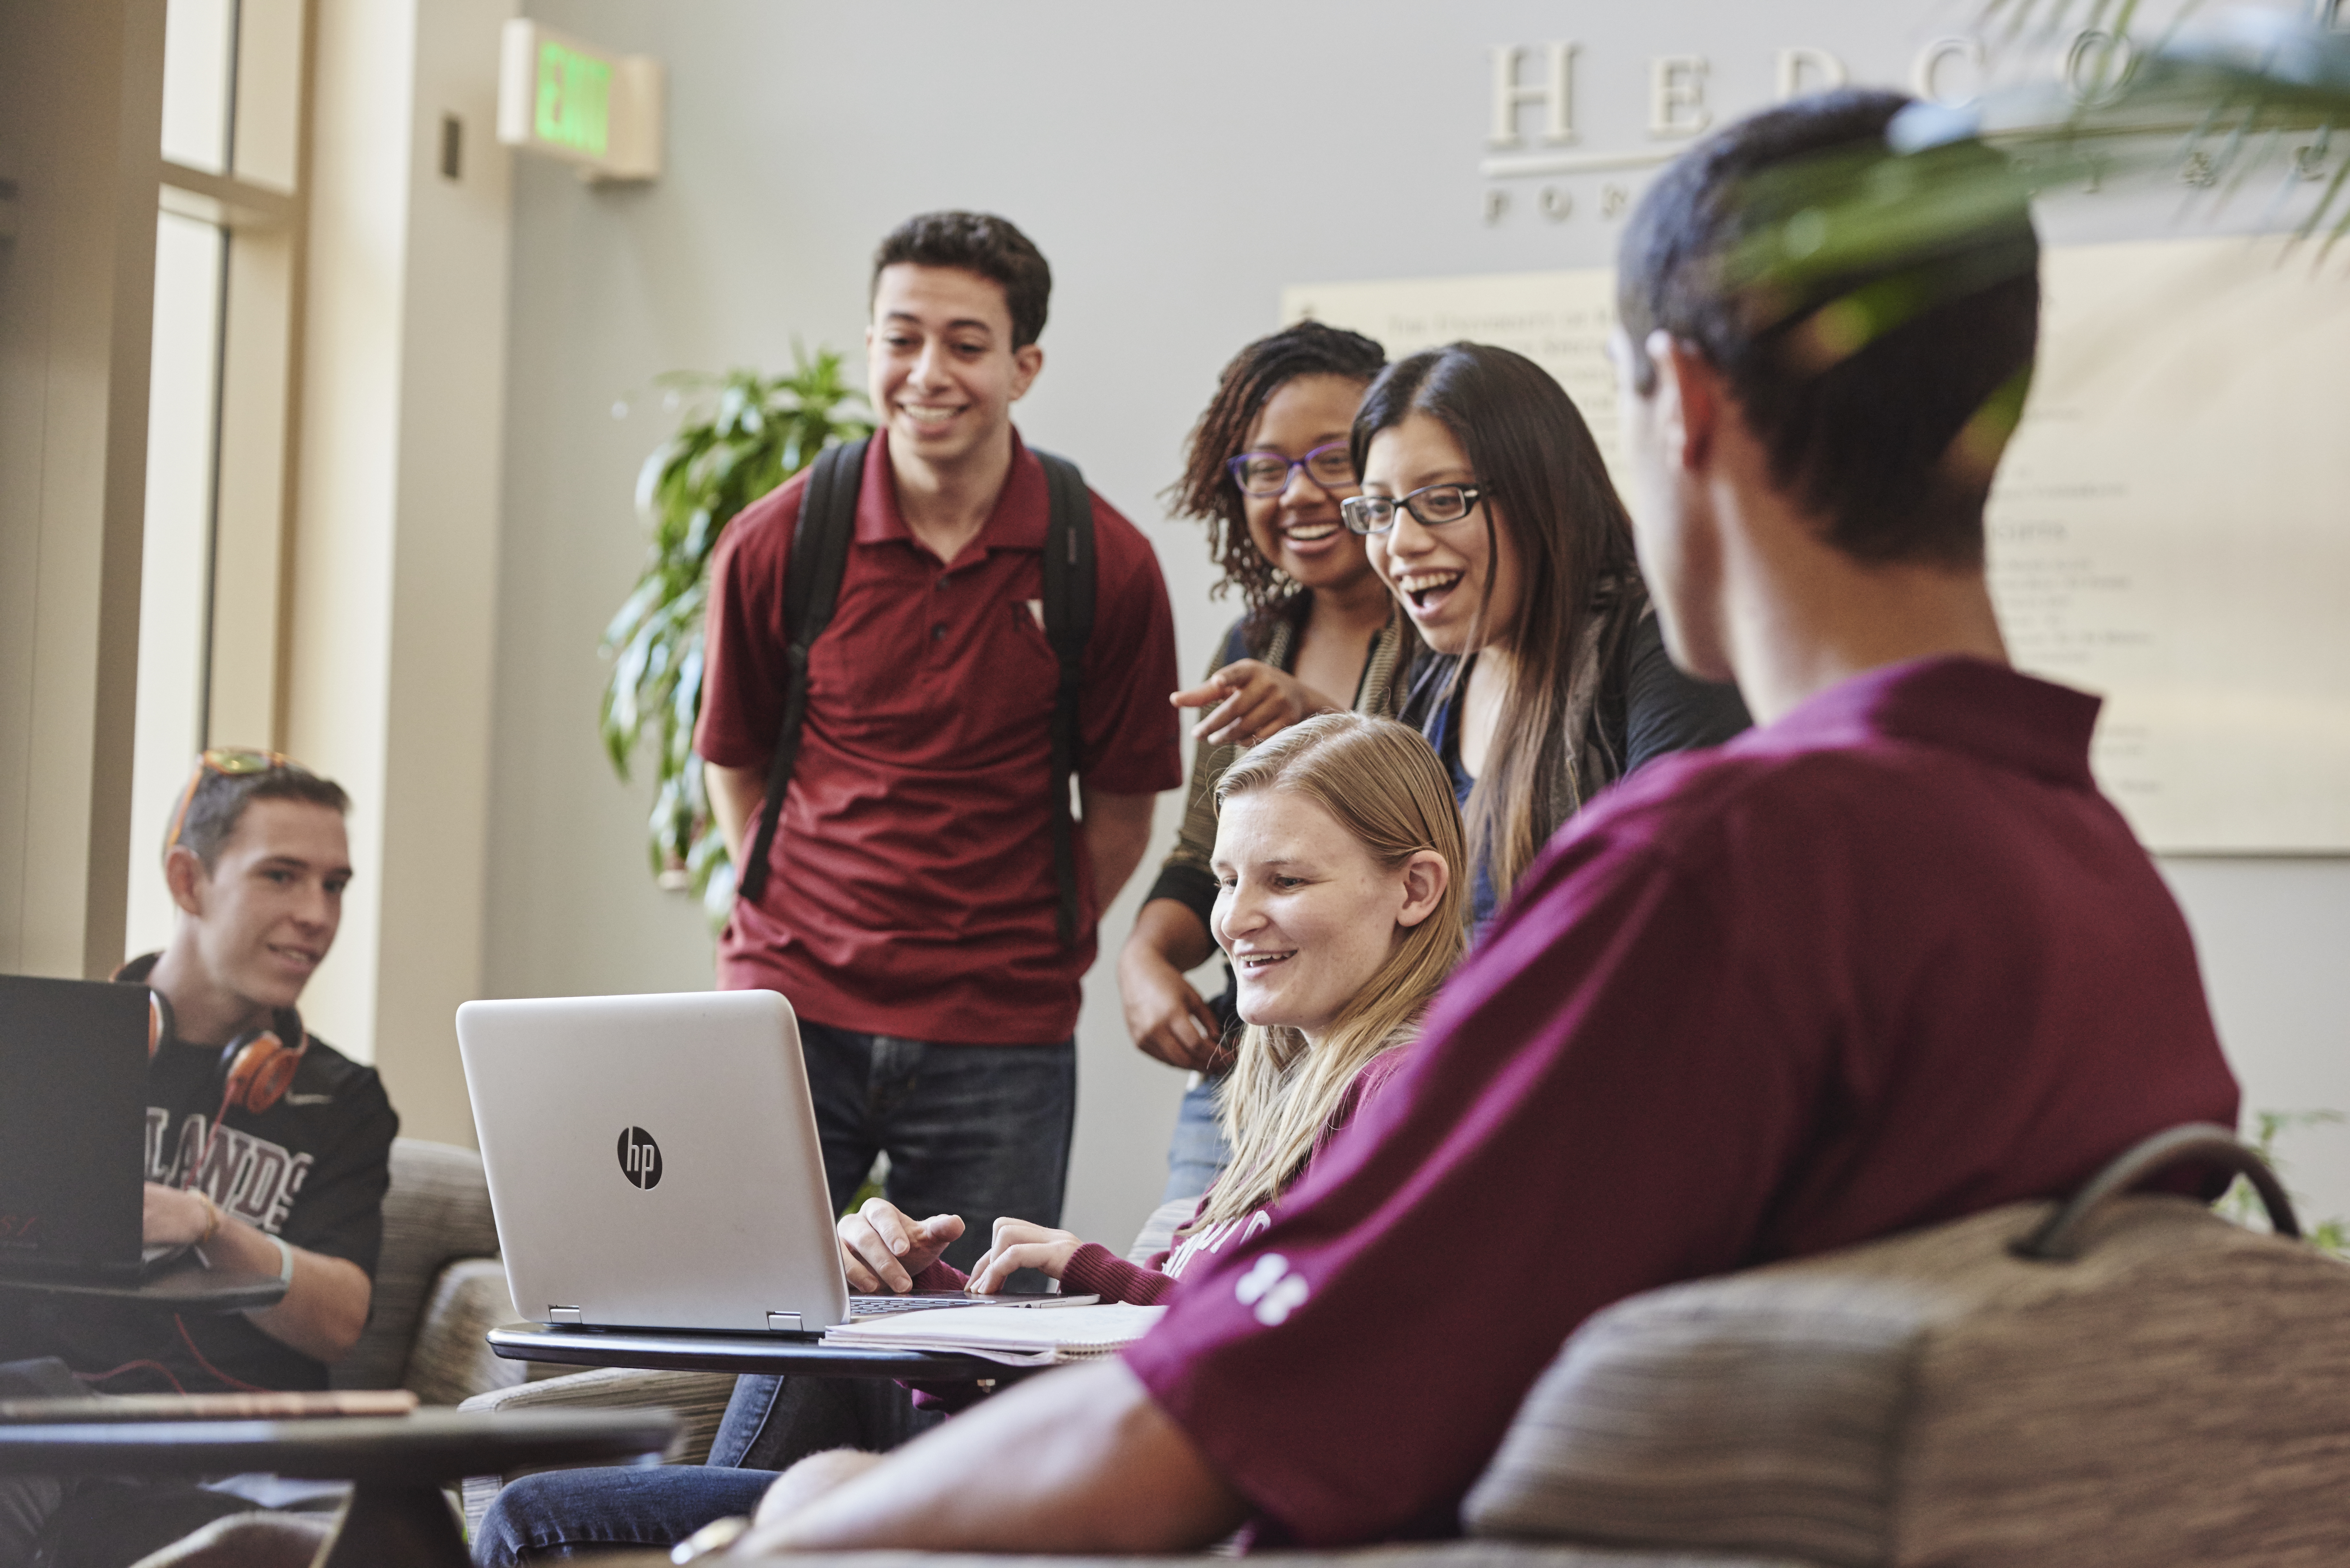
[617,1127,663,1189]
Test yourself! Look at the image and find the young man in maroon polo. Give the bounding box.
[695,213,1181,1279]
[727,93,2240,1552]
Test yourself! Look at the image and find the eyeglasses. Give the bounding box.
[164,748,292,853]
[1339,483,1496,536]
[1225,441,1359,499]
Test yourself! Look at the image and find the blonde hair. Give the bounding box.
[1193,713,1468,1230]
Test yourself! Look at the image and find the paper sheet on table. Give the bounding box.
[821,1302,1168,1366]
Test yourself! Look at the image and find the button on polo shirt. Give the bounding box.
[697,430,1182,1043]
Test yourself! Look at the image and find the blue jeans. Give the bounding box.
[798,1021,1075,1276]
[1162,1072,1232,1205]
[472,1377,942,1564]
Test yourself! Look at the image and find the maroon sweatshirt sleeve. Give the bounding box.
[912,1246,1175,1305]
[909,1258,968,1293]
[1060,1243,1176,1305]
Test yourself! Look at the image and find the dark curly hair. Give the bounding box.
[1167,322,1386,645]
[871,212,1052,348]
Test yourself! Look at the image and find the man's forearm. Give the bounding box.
[739,1359,1246,1555]
[200,1214,371,1364]
[706,761,764,870]
[1080,788,1158,910]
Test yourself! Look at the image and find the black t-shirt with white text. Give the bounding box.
[0,1017,398,1393]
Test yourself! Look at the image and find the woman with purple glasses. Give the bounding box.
[1117,322,1419,1205]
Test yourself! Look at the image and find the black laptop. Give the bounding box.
[0,973,153,1280]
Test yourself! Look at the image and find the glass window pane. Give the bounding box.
[230,0,304,192]
[160,0,235,173]
[125,211,225,958]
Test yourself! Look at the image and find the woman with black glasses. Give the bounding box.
[1344,342,1750,937]
[1118,321,1419,1203]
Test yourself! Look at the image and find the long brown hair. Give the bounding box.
[1350,343,1639,901]
[1166,322,1387,648]
[1193,713,1467,1230]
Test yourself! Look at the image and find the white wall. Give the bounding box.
[483,0,2350,1247]
[292,0,516,1145]
[0,0,165,983]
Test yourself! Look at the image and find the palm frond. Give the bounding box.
[599,348,875,914]
[1723,10,2350,351]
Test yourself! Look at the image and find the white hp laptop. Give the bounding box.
[457,990,1086,1334]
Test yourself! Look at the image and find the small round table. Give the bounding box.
[0,1407,676,1567]
[0,1263,285,1312]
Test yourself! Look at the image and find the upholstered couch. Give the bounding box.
[332,1137,534,1406]
[464,1132,2350,1567]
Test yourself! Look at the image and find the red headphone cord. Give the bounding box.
[76,1358,189,1395]
[173,1314,273,1393]
[177,1072,248,1222]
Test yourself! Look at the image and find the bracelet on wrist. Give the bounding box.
[195,1190,221,1245]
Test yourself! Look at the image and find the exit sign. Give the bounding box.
[497,20,663,181]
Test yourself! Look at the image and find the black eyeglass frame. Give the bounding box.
[1339,482,1497,537]
[1224,440,1361,500]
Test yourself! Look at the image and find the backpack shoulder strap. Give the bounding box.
[1035,449,1095,946]
[736,437,867,905]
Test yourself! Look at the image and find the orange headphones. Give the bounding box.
[122,961,313,1217]
[145,988,311,1115]
[217,1018,310,1115]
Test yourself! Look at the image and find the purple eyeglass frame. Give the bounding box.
[1224,440,1359,498]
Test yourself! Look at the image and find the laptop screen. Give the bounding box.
[0,975,150,1276]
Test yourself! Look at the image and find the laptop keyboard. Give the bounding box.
[847,1294,981,1317]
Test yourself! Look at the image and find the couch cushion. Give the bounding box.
[402,1256,526,1407]
[1465,1197,2350,1568]
[333,1138,504,1391]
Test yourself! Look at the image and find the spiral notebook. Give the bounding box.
[820,1302,1168,1366]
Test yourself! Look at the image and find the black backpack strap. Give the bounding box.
[736,437,867,906]
[1036,450,1095,946]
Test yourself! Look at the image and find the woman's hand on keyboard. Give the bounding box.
[965,1218,1083,1295]
[838,1199,965,1293]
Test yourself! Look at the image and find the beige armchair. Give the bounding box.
[331,1137,535,1407]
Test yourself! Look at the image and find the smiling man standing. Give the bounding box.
[696,213,1181,1299]
[0,754,399,1563]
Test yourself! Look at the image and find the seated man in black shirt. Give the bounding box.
[0,753,399,1567]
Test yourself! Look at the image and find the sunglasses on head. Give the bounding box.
[164,748,294,854]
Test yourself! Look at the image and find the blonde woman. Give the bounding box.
[850,711,1467,1302]
[470,715,1465,1564]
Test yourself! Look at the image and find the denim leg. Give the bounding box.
[796,1022,885,1217]
[471,1466,777,1565]
[1162,1074,1232,1205]
[706,1375,944,1473]
[706,1375,788,1469]
[871,1039,1076,1277]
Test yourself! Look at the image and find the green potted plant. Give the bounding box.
[600,349,874,927]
